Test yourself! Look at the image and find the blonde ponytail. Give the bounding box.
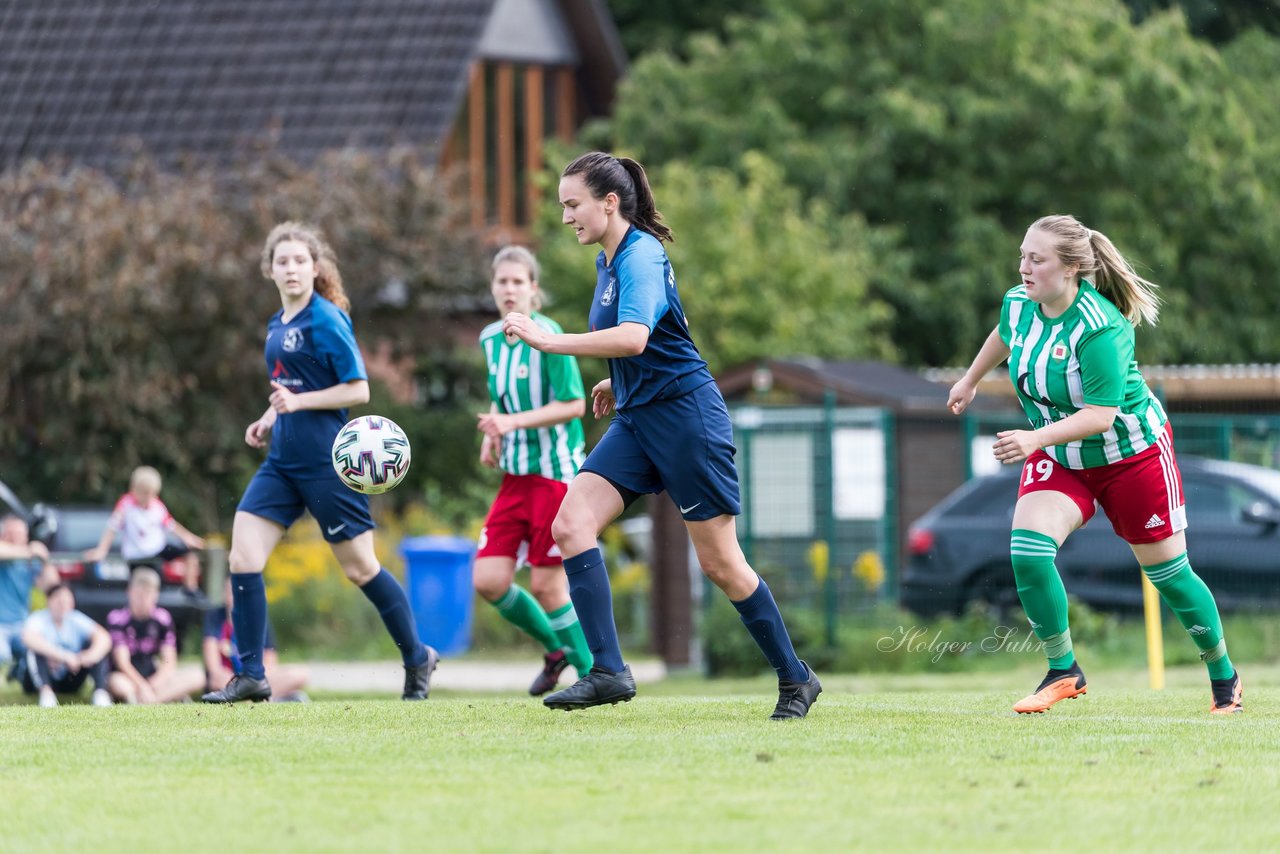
[1030,215,1160,326]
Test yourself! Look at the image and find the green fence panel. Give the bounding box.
[730,403,895,642]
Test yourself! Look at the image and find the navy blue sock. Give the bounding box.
[230,573,268,680]
[563,548,624,672]
[732,576,807,682]
[360,569,428,667]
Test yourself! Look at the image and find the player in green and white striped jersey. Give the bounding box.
[479,310,586,482]
[1000,277,1167,470]
[473,246,593,695]
[949,215,1240,715]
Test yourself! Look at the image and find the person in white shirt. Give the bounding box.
[84,465,207,598]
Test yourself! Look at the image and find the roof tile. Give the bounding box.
[0,0,496,171]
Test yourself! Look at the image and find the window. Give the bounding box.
[1185,475,1269,526]
[748,433,814,538]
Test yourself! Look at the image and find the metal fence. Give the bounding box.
[733,403,1280,641]
[731,398,895,641]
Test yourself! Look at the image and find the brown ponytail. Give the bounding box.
[562,152,674,243]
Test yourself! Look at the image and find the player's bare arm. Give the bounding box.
[244,406,278,448]
[994,404,1118,464]
[476,399,585,440]
[503,314,648,358]
[591,379,615,419]
[949,327,1010,415]
[269,379,369,414]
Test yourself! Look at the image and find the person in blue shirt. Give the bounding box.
[201,222,436,703]
[0,513,58,679]
[502,153,821,719]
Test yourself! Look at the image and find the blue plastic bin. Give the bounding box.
[400,535,476,656]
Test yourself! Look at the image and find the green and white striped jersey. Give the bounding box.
[999,281,1166,469]
[480,312,586,482]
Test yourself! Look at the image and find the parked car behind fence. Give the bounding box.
[902,456,1280,616]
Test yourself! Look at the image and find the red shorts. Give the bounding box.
[1017,423,1186,544]
[476,474,569,567]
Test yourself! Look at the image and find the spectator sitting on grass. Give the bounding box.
[203,578,309,702]
[21,584,113,707]
[105,568,205,704]
[0,513,58,682]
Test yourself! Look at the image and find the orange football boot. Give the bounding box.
[1013,662,1087,714]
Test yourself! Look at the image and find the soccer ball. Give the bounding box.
[331,415,412,495]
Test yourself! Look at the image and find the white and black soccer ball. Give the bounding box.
[331,415,412,495]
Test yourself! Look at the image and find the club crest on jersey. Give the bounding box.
[1051,343,1068,360]
[601,276,617,307]
[282,328,304,353]
[516,364,529,379]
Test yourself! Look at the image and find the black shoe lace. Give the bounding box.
[221,675,247,699]
[774,686,803,713]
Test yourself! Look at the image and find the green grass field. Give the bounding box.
[3,664,1277,853]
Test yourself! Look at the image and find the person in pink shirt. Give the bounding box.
[84,466,207,597]
[105,568,205,704]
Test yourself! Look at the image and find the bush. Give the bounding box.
[0,148,493,532]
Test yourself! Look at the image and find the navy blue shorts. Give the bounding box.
[238,463,375,543]
[581,380,741,521]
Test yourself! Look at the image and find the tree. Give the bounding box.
[607,0,1280,366]
[605,0,770,58]
[1126,0,1280,43]
[532,152,898,376]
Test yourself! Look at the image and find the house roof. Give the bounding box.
[718,358,953,415]
[477,0,627,116]
[0,0,496,171]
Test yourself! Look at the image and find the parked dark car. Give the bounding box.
[902,456,1280,616]
[43,505,205,641]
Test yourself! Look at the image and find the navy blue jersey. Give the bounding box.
[263,293,367,472]
[588,227,713,410]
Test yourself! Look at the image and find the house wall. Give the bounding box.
[896,416,969,553]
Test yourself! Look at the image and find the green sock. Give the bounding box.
[1010,529,1074,669]
[492,584,560,653]
[547,601,594,675]
[1142,553,1234,681]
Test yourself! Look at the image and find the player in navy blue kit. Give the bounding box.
[503,153,821,719]
[202,222,437,703]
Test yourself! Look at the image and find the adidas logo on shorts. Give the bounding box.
[1144,514,1166,529]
